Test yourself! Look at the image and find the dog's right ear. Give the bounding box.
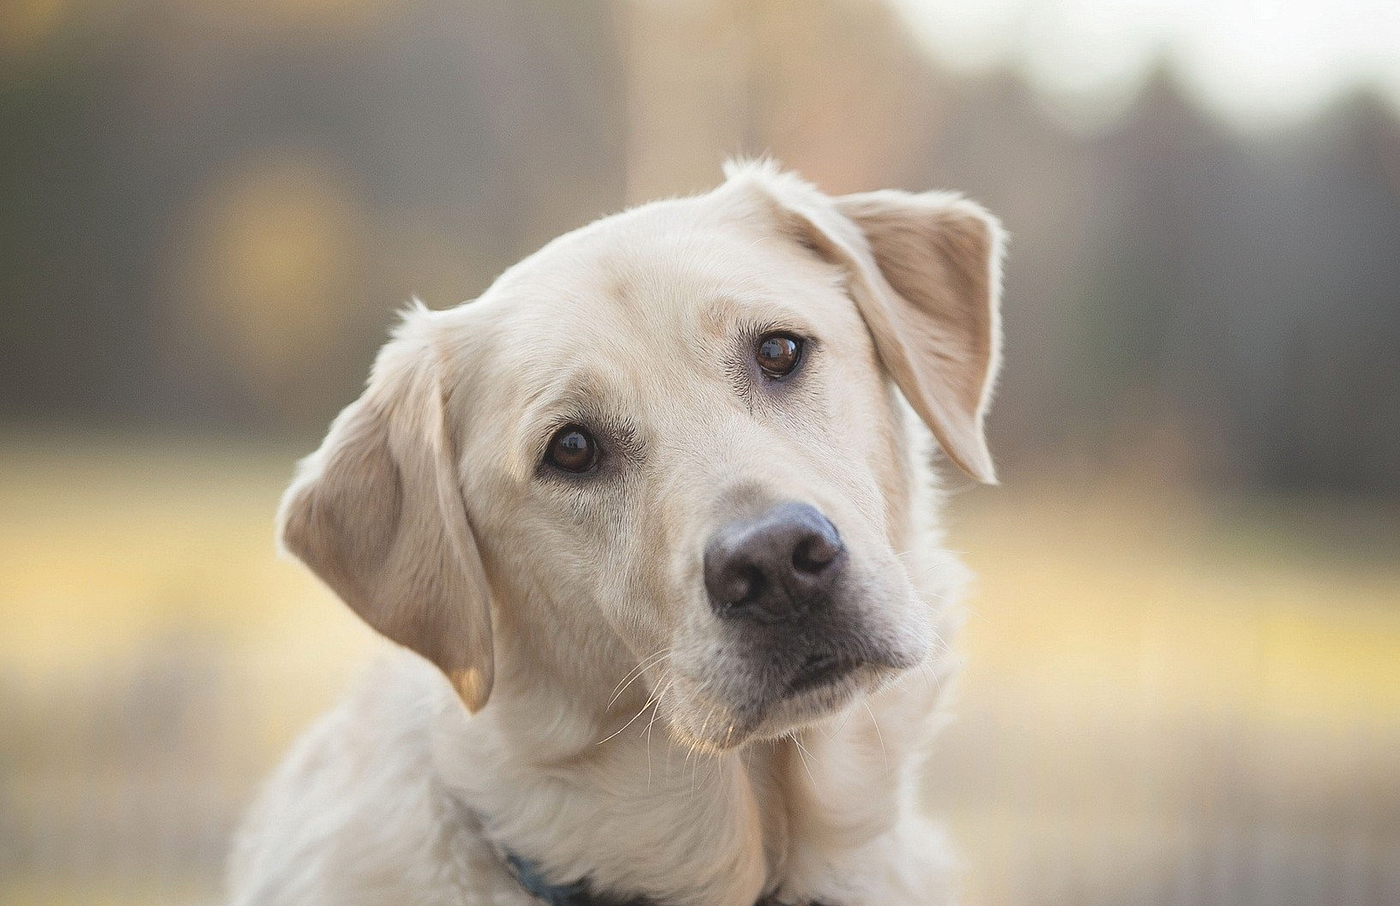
[727,161,1005,484]
[277,308,495,713]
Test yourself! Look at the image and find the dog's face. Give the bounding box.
[454,213,932,750]
[279,164,1003,752]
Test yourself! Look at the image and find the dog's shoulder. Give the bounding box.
[226,651,530,906]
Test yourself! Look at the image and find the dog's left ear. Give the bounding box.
[735,166,1006,483]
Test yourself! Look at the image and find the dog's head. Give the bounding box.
[279,163,1004,752]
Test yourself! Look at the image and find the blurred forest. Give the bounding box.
[3,0,1398,495]
[2,2,1399,906]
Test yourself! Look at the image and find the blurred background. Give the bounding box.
[2,0,1398,904]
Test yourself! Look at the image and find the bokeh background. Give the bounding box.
[3,1,1398,904]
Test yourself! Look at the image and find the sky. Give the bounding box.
[889,0,1400,130]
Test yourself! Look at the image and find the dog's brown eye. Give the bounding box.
[546,425,599,473]
[756,333,803,378]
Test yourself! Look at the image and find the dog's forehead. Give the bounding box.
[442,192,857,479]
[475,196,834,374]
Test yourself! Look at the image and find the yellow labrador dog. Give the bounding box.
[228,162,1004,906]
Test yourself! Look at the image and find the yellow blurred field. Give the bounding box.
[2,435,1398,905]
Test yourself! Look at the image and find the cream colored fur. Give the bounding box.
[228,162,1005,906]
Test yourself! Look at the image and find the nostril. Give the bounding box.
[716,564,761,607]
[793,530,842,573]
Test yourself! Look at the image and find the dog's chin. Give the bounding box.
[668,662,903,753]
[747,662,900,741]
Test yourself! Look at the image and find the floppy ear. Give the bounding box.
[734,166,1005,483]
[277,310,495,712]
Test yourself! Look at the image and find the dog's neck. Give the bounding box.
[431,635,767,906]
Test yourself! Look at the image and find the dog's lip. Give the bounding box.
[785,652,863,695]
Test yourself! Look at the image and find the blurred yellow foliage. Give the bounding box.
[2,437,1397,905]
[170,154,370,398]
[0,0,67,60]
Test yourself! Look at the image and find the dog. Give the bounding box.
[227,161,1005,906]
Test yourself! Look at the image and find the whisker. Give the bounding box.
[791,735,820,789]
[596,694,658,746]
[862,699,889,775]
[690,710,714,793]
[606,647,672,711]
[834,700,860,736]
[645,679,674,789]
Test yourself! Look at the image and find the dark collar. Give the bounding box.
[502,850,654,906]
[501,849,819,906]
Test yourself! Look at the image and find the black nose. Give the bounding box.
[704,502,846,622]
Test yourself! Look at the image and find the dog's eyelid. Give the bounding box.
[529,412,643,478]
[743,316,814,341]
[741,321,818,379]
[532,416,594,466]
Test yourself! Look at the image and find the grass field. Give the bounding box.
[2,434,1398,905]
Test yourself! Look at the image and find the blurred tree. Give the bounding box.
[0,0,1396,493]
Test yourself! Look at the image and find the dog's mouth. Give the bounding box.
[785,651,863,696]
[730,650,902,739]
[662,615,929,751]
